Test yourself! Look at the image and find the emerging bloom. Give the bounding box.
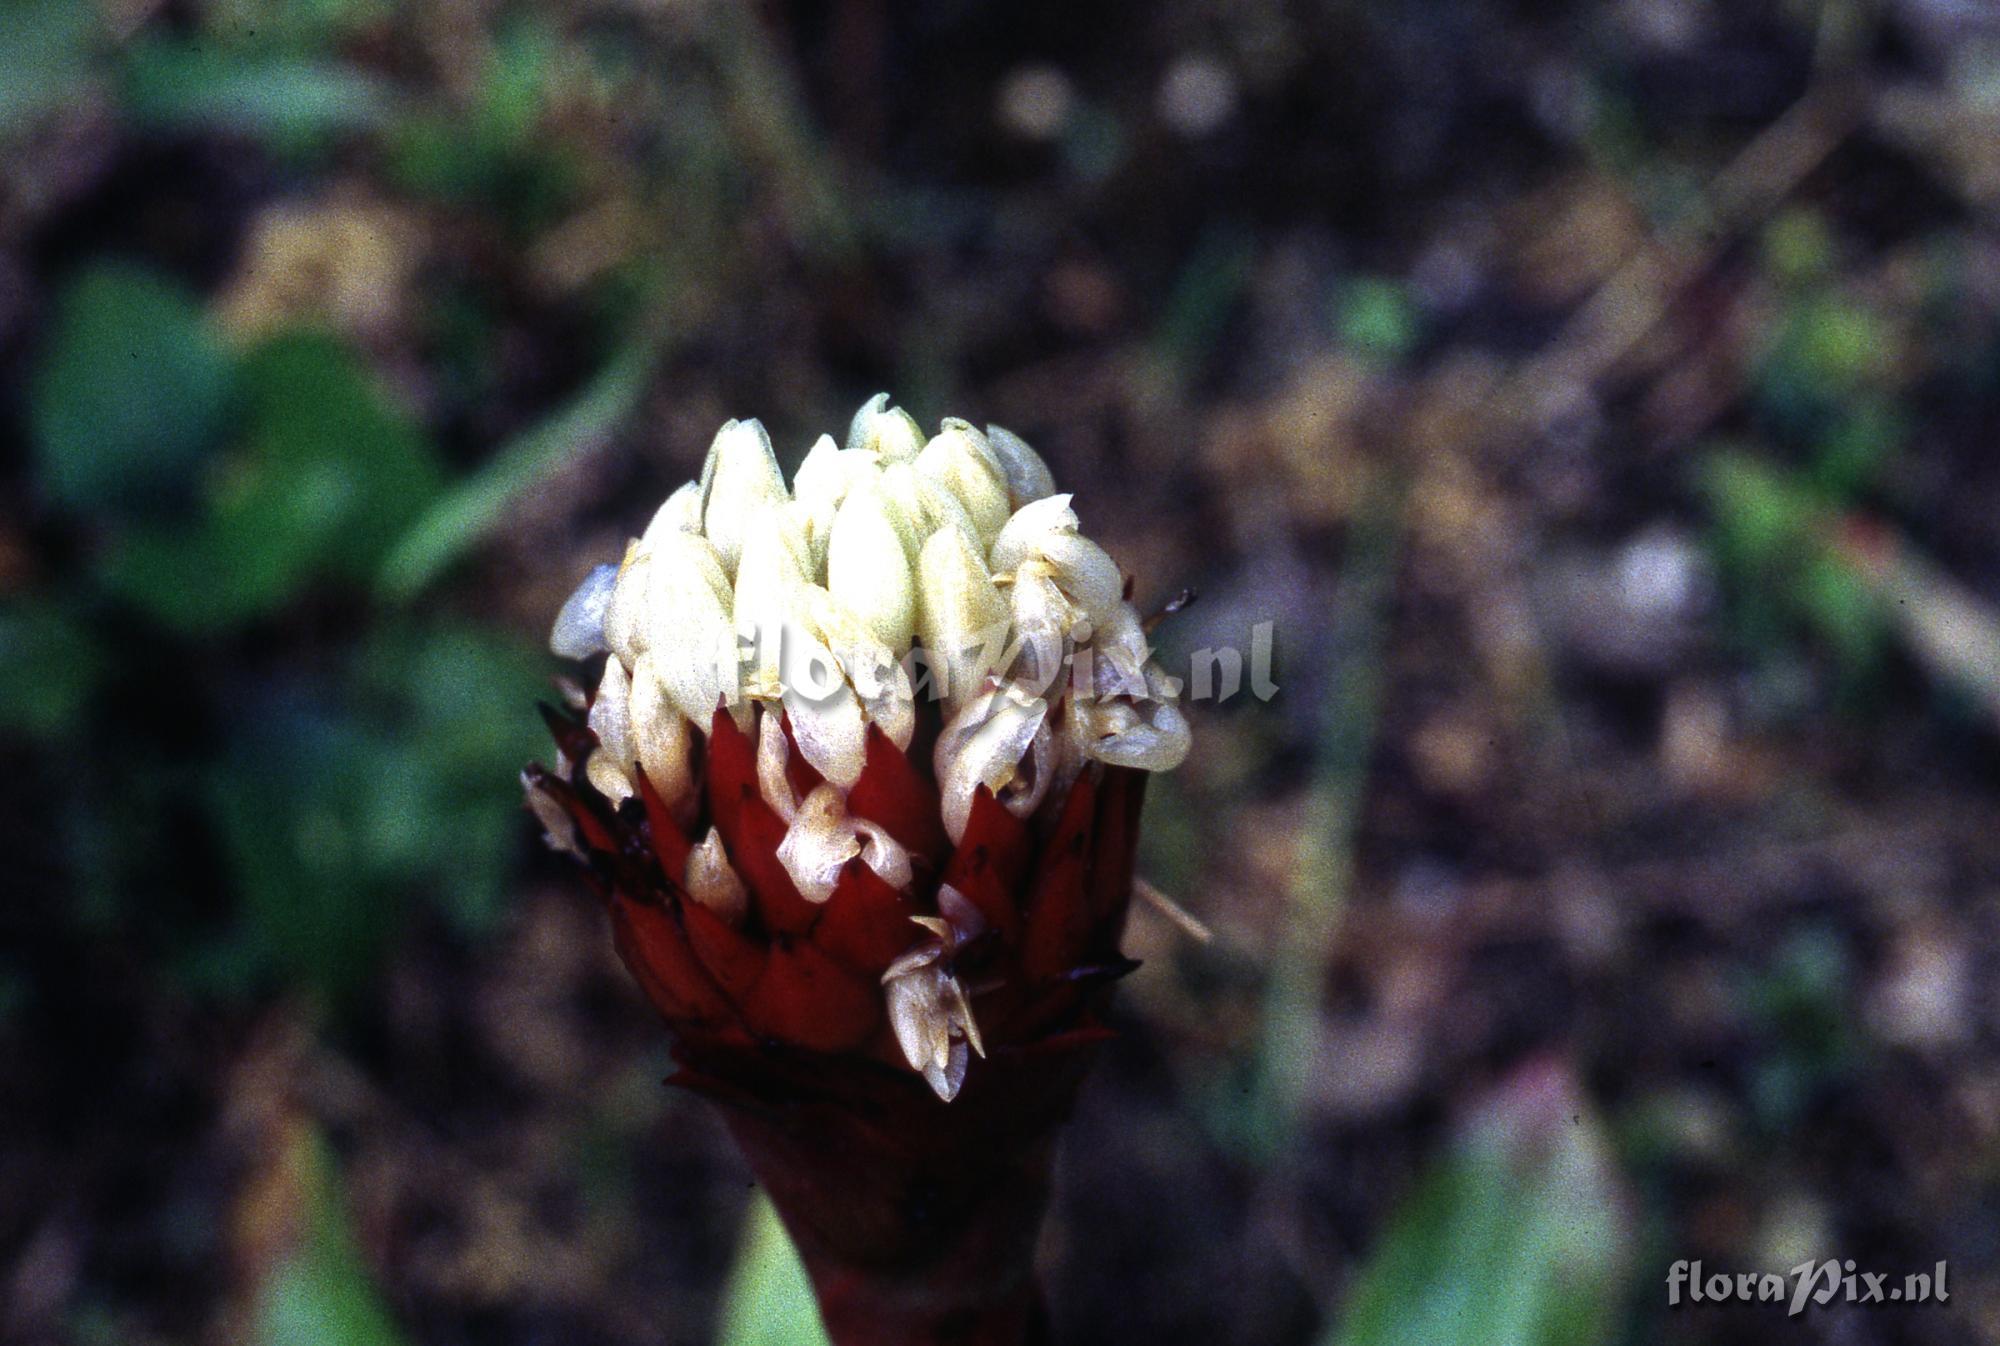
[531,397,1186,1100]
[526,398,1190,1344]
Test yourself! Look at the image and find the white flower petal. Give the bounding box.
[522,772,581,858]
[846,393,925,461]
[1007,564,1077,694]
[854,818,913,890]
[638,481,705,552]
[1087,696,1192,771]
[916,420,1011,545]
[629,651,695,814]
[779,623,869,787]
[775,784,862,903]
[934,683,1052,842]
[1038,531,1125,625]
[934,884,989,945]
[886,965,950,1073]
[827,480,918,651]
[990,493,1079,576]
[585,656,635,804]
[916,528,1009,716]
[922,1040,969,1102]
[985,423,1057,508]
[550,562,617,659]
[701,419,787,575]
[756,707,799,822]
[685,826,749,924]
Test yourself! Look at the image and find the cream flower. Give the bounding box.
[548,396,1192,1098]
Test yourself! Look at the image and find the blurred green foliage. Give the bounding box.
[1334,276,1422,367]
[1700,451,1889,683]
[31,264,234,518]
[256,1131,412,1346]
[0,603,106,738]
[1698,210,1908,694]
[12,249,576,1009]
[1326,1067,1632,1346]
[0,0,98,131]
[716,1196,832,1346]
[122,38,400,148]
[1741,929,1857,1132]
[98,328,445,633]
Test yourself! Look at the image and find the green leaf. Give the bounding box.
[0,0,100,132]
[238,330,444,580]
[1697,449,1886,681]
[209,706,416,1005]
[1699,451,1819,579]
[30,263,234,517]
[102,330,444,632]
[1762,209,1836,287]
[1754,295,1892,436]
[1798,549,1887,679]
[716,1195,831,1346]
[122,39,397,148]
[348,622,551,933]
[1327,1062,1632,1346]
[0,600,107,738]
[256,1130,411,1346]
[377,325,660,601]
[203,620,546,1002]
[1336,276,1420,366]
[1810,399,1902,500]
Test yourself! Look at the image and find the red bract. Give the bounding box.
[527,699,1148,1345]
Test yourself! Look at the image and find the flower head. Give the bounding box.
[529,398,1187,1102]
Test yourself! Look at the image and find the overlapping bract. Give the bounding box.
[529,398,1185,1099]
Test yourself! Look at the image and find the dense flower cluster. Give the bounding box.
[528,397,1188,1101]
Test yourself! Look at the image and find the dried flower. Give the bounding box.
[526,398,1191,1344]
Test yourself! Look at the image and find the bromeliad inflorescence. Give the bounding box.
[525,397,1190,1344]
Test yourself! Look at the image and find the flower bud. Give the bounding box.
[989,493,1078,576]
[601,540,648,662]
[585,652,636,803]
[779,619,869,788]
[628,651,695,813]
[845,392,925,462]
[804,588,916,751]
[827,480,918,652]
[521,769,581,858]
[639,480,705,551]
[916,528,1007,715]
[1083,694,1191,772]
[985,422,1057,509]
[700,418,786,575]
[641,530,740,723]
[991,493,1125,627]
[776,783,860,903]
[1007,562,1078,694]
[539,395,1195,1119]
[884,963,976,1102]
[732,500,815,697]
[917,420,1011,545]
[792,434,865,563]
[549,562,617,659]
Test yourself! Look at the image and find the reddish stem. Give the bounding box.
[677,1038,1104,1346]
